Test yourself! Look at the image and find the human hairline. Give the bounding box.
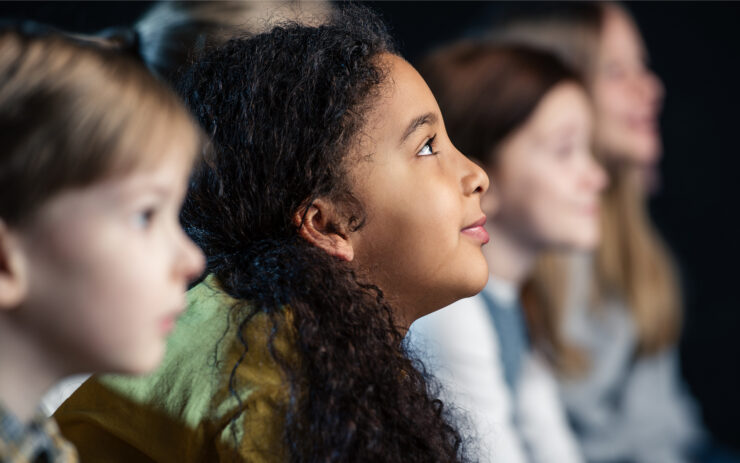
[0,27,203,226]
[178,8,398,256]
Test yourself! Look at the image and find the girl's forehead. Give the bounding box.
[365,54,440,132]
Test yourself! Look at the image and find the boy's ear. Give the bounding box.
[293,198,354,262]
[0,220,29,310]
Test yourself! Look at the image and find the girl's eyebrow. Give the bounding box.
[399,112,437,146]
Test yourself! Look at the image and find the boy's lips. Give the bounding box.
[461,215,489,244]
[160,316,177,334]
[159,304,185,334]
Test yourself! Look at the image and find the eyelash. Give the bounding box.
[417,135,437,157]
[134,207,157,229]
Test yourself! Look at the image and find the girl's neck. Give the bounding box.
[0,316,64,423]
[482,221,538,287]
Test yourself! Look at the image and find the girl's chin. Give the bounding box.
[601,132,661,167]
[466,264,490,296]
[559,231,600,252]
[627,133,662,165]
[573,237,600,252]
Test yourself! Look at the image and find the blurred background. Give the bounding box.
[2,0,738,451]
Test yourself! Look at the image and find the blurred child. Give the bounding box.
[40,0,332,416]
[0,26,204,461]
[489,3,714,462]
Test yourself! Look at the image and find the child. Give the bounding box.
[0,26,204,461]
[40,0,333,417]
[488,4,713,462]
[407,42,606,463]
[55,7,490,462]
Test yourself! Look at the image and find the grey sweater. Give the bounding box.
[558,253,704,463]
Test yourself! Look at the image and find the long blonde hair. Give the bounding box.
[491,2,682,374]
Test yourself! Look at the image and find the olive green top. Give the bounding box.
[55,276,296,462]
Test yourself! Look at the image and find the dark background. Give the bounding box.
[2,0,738,451]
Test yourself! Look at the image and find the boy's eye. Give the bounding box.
[555,144,574,159]
[417,136,437,156]
[133,208,156,229]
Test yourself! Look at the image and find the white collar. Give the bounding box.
[484,274,518,308]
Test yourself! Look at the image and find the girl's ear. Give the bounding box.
[0,220,29,310]
[293,198,354,262]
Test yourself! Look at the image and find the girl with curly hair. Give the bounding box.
[56,7,489,462]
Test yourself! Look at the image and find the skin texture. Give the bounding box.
[592,5,664,169]
[348,54,490,326]
[8,145,204,378]
[490,82,606,254]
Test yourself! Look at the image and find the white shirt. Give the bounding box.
[40,374,89,416]
[406,276,583,463]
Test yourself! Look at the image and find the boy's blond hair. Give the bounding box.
[0,27,201,225]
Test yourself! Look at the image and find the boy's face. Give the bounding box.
[11,147,204,375]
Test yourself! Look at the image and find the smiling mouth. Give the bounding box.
[461,216,489,244]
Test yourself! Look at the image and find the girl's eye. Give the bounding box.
[133,208,156,229]
[417,136,437,157]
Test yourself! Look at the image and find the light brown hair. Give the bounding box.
[0,26,201,225]
[417,42,583,166]
[490,2,681,374]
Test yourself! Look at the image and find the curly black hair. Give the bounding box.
[178,6,467,463]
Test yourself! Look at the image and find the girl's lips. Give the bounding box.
[461,216,489,244]
[461,225,490,244]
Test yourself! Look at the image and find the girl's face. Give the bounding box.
[349,54,490,326]
[14,143,204,375]
[591,5,664,168]
[490,83,606,251]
